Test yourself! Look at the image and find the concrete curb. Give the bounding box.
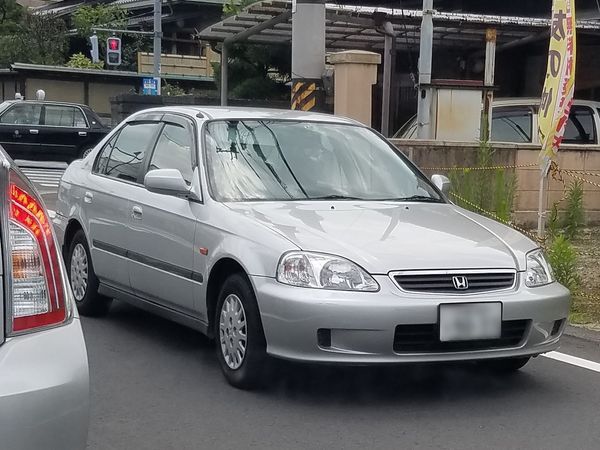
[564,324,600,343]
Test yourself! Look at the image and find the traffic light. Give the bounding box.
[106,37,122,66]
[89,35,99,63]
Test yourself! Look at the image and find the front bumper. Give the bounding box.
[252,274,570,364]
[0,318,89,450]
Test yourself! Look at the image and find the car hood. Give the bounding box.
[225,201,537,273]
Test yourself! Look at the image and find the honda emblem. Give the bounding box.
[452,276,469,290]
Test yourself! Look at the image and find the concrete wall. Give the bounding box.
[88,82,135,115]
[1,80,18,101]
[18,78,133,116]
[391,139,600,226]
[25,78,85,104]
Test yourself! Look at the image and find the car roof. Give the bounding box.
[494,97,600,108]
[129,106,362,125]
[1,100,90,109]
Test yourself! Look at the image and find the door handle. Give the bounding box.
[84,191,93,204]
[131,205,143,220]
[29,129,39,135]
[78,131,88,137]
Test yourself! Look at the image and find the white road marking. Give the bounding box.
[542,351,600,373]
[48,210,56,219]
[20,167,65,189]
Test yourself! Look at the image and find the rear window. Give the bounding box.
[563,106,597,144]
[394,116,417,139]
[491,107,533,143]
[85,108,107,128]
[43,105,87,128]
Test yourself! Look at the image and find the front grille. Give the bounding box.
[393,320,529,353]
[393,271,516,294]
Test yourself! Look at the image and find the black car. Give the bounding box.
[0,100,110,162]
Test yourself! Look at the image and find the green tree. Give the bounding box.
[0,12,68,67]
[72,4,128,39]
[0,0,23,34]
[216,0,291,100]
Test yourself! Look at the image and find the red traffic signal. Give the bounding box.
[108,38,120,51]
[106,37,122,66]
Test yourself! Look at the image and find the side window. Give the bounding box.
[148,123,194,184]
[563,106,597,144]
[93,133,119,174]
[98,122,160,183]
[44,105,87,128]
[491,107,533,143]
[0,103,42,125]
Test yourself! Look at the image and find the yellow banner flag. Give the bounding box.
[538,0,577,170]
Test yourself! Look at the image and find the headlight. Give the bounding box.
[525,249,554,287]
[277,251,379,292]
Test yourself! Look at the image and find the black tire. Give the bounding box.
[214,273,268,390]
[477,356,531,373]
[79,148,93,159]
[66,230,112,317]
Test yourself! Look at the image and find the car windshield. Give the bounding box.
[204,120,442,202]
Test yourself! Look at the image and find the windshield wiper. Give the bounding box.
[309,195,366,201]
[386,195,443,203]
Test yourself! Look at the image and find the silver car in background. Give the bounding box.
[54,107,570,389]
[0,147,89,449]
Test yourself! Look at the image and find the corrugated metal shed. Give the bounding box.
[197,0,600,51]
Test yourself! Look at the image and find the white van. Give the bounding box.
[394,98,600,145]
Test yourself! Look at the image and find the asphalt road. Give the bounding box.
[25,163,600,450]
[82,303,600,450]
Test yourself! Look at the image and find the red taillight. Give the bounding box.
[8,176,67,333]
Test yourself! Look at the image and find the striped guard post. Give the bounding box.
[291,79,323,111]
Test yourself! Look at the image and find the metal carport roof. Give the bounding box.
[197,0,600,51]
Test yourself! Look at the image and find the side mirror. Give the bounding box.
[431,174,451,196]
[145,169,194,198]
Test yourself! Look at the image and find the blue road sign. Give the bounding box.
[142,77,159,95]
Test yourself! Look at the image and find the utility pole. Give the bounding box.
[416,0,434,139]
[153,0,162,95]
[291,0,326,111]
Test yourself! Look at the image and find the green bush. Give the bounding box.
[449,142,517,222]
[562,180,585,240]
[161,82,186,96]
[545,180,585,241]
[547,235,581,293]
[66,52,103,70]
[547,202,561,240]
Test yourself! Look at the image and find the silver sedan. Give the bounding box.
[53,107,570,389]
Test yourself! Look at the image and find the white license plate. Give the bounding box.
[439,303,502,342]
